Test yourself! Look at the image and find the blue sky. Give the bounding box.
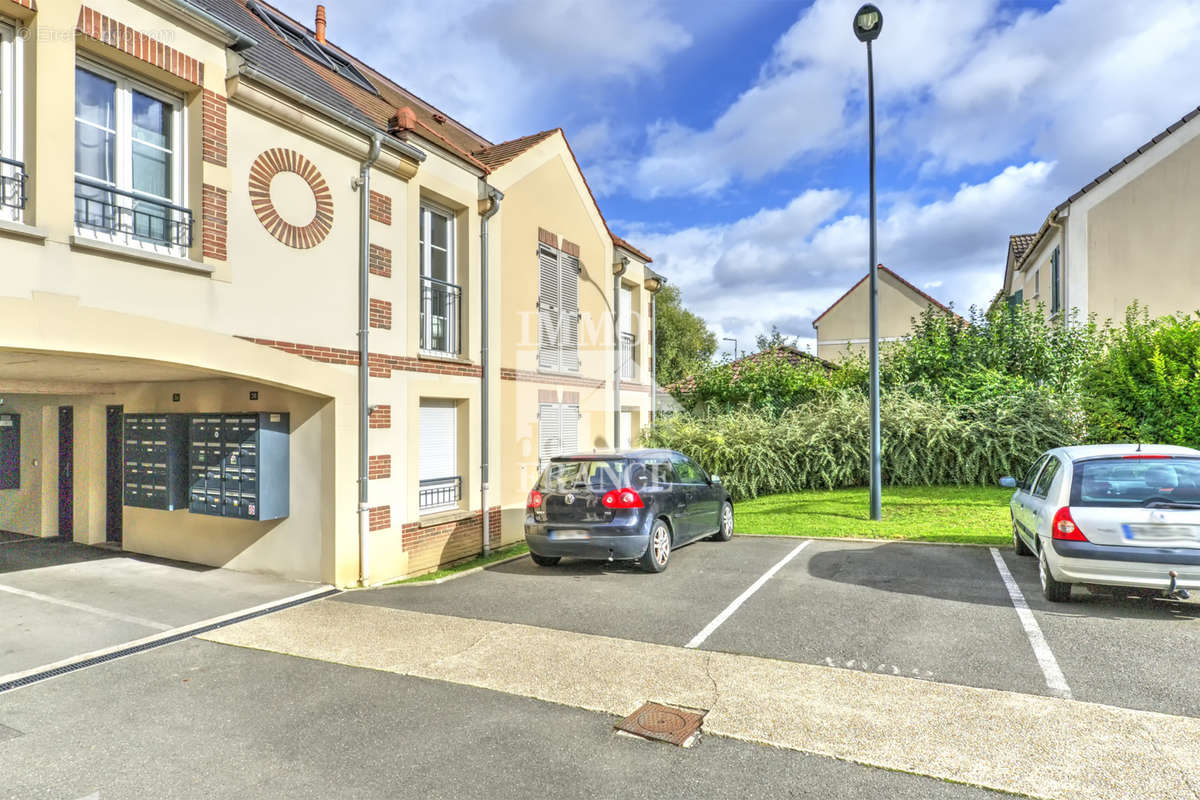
[271,0,1200,357]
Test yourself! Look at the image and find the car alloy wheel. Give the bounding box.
[1039,552,1048,593]
[652,525,671,566]
[722,505,734,537]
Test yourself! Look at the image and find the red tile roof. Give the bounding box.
[474,129,560,169]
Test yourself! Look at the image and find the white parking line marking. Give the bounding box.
[989,548,1073,700]
[685,540,810,649]
[0,583,173,631]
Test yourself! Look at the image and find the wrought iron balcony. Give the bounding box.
[74,176,193,249]
[0,156,27,213]
[620,331,637,380]
[420,276,462,355]
[419,476,462,511]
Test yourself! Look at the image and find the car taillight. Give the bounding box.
[527,490,544,509]
[1052,506,1087,541]
[601,488,644,509]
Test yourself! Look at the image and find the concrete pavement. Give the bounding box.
[201,599,1200,800]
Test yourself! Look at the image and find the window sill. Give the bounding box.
[418,350,472,364]
[0,218,49,242]
[417,507,471,526]
[69,235,212,275]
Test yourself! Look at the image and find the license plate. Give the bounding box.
[552,530,589,540]
[1122,524,1200,543]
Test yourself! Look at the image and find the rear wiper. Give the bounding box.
[1141,498,1200,509]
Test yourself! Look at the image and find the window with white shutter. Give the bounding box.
[619,284,635,380]
[538,402,579,465]
[419,399,460,512]
[536,242,580,373]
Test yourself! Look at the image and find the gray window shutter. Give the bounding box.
[560,404,579,455]
[560,252,580,372]
[538,246,561,370]
[538,402,561,464]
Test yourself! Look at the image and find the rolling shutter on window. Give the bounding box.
[559,252,580,372]
[419,400,457,481]
[538,246,560,370]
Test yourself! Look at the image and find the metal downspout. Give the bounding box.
[479,184,503,556]
[356,133,383,586]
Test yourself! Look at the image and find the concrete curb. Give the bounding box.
[385,550,530,587]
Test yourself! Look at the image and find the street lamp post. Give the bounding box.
[722,337,739,361]
[854,3,883,522]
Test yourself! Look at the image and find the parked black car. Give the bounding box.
[524,449,734,572]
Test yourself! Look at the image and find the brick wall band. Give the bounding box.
[238,337,483,378]
[500,367,604,389]
[76,7,203,86]
[401,507,503,576]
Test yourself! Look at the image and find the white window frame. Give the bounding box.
[73,58,187,257]
[0,18,24,224]
[418,399,460,514]
[418,201,459,354]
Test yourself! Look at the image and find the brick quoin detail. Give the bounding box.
[238,338,483,379]
[76,7,203,86]
[369,505,391,532]
[201,184,228,261]
[368,244,392,278]
[369,298,392,330]
[201,90,228,168]
[369,191,391,225]
[368,454,391,480]
[500,367,604,389]
[369,404,391,429]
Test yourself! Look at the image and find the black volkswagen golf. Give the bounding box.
[524,449,734,572]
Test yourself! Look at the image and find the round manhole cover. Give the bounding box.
[636,708,688,734]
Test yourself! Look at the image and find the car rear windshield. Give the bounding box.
[1070,457,1200,507]
[538,459,628,492]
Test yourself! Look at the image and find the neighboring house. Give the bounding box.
[1002,104,1200,323]
[812,266,956,362]
[0,0,661,586]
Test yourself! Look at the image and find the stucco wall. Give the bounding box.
[815,273,933,362]
[1086,131,1200,323]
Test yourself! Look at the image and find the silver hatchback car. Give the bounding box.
[1005,444,1200,602]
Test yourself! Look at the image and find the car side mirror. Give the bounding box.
[999,476,1017,489]
[710,474,721,484]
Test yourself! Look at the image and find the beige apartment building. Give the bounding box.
[1002,104,1200,322]
[812,265,955,362]
[0,0,661,587]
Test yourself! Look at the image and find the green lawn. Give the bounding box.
[735,485,1012,546]
[388,542,530,584]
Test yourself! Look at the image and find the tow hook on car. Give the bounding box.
[1164,570,1191,601]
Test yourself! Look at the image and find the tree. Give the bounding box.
[754,325,798,354]
[654,284,717,386]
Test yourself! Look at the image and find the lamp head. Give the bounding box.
[853,3,883,42]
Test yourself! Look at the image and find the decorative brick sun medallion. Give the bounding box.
[248,149,334,249]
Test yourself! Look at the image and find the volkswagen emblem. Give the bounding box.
[565,493,576,505]
[1152,511,1168,524]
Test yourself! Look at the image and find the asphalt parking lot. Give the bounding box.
[0,536,324,679]
[341,535,1200,718]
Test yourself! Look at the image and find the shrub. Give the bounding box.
[1082,309,1200,447]
[645,388,1080,500]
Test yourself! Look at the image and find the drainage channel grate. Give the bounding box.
[614,702,705,747]
[0,588,339,695]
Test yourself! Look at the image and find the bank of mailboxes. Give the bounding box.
[188,413,290,521]
[0,413,20,490]
[123,414,189,510]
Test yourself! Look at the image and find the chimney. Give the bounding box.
[388,106,417,139]
[315,5,327,43]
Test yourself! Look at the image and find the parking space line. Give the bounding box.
[989,548,1072,700]
[0,582,173,631]
[685,540,810,649]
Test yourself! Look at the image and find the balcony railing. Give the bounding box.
[0,156,27,214]
[419,476,462,511]
[620,331,637,381]
[420,276,462,355]
[74,177,193,249]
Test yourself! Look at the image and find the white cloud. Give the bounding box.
[266,0,695,140]
[619,162,1056,349]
